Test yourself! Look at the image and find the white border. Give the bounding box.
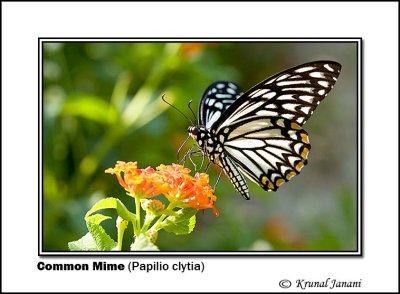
[3,2,398,292]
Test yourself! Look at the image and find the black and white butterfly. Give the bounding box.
[188,61,342,199]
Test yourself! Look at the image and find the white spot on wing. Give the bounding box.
[226,139,266,149]
[301,106,311,114]
[288,155,299,167]
[216,83,225,89]
[277,80,310,86]
[282,113,295,120]
[256,110,278,116]
[262,92,276,99]
[277,94,297,101]
[244,128,282,139]
[295,66,315,73]
[283,103,299,112]
[216,93,233,98]
[250,88,270,98]
[309,72,326,78]
[318,89,326,95]
[294,143,303,154]
[257,149,281,170]
[318,81,330,88]
[282,87,315,94]
[265,104,278,109]
[215,102,223,109]
[265,78,277,85]
[288,130,298,140]
[299,95,314,103]
[225,147,260,173]
[206,112,221,128]
[268,138,292,150]
[276,119,285,127]
[277,73,291,81]
[228,82,237,89]
[227,119,274,139]
[324,64,335,72]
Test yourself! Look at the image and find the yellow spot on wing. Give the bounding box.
[261,176,268,185]
[291,122,302,130]
[276,179,285,186]
[301,147,309,159]
[267,181,274,190]
[286,171,296,180]
[296,162,305,171]
[301,133,309,143]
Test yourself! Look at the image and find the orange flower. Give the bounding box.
[105,161,161,197]
[156,164,219,216]
[106,162,219,216]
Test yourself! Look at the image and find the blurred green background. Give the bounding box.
[42,41,358,251]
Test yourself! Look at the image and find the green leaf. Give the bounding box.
[85,213,112,225]
[86,221,117,251]
[61,95,118,124]
[69,213,116,251]
[68,232,99,251]
[131,234,159,251]
[162,208,197,235]
[85,197,136,223]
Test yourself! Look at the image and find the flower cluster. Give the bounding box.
[106,161,218,216]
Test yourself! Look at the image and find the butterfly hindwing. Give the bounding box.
[220,116,310,192]
[199,81,242,129]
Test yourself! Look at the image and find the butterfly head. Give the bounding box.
[188,125,209,147]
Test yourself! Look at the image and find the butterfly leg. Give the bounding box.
[204,161,212,173]
[213,169,223,192]
[179,144,194,166]
[176,134,191,162]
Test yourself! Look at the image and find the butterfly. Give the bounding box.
[188,61,342,199]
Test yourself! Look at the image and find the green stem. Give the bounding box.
[135,196,141,236]
[141,214,156,234]
[116,217,128,251]
[149,203,176,231]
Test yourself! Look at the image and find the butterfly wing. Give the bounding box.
[192,61,341,197]
[213,61,342,129]
[210,61,341,194]
[199,81,242,129]
[219,116,311,192]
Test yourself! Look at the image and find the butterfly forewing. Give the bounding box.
[214,61,341,129]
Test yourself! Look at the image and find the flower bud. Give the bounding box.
[141,199,165,215]
[146,230,158,244]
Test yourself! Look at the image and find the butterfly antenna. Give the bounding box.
[188,100,197,123]
[162,94,194,125]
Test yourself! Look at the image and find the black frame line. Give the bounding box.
[39,37,362,257]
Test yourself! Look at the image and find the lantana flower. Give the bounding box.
[156,164,219,216]
[105,161,218,216]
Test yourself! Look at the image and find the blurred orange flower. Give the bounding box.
[106,161,219,216]
[181,43,219,59]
